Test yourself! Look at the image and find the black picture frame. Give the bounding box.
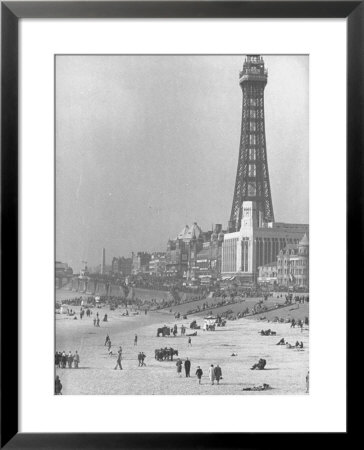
[1,1,358,447]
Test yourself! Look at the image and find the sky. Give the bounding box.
[56,55,309,272]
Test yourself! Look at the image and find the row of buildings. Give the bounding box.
[104,211,309,289]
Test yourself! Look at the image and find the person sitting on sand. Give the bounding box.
[276,338,285,345]
[250,358,266,370]
[243,383,271,391]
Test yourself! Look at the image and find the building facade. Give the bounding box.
[257,261,278,285]
[277,234,309,288]
[132,252,151,275]
[111,256,132,276]
[222,201,309,282]
[149,252,166,276]
[165,223,224,281]
[188,224,224,283]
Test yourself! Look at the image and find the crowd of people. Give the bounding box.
[55,350,80,369]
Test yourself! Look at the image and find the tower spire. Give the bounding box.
[229,55,274,232]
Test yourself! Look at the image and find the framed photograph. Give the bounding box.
[1,0,357,447]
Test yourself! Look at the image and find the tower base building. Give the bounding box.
[222,201,308,283]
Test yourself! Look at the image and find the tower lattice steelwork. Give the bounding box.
[229,55,274,232]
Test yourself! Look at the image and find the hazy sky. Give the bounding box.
[56,55,308,272]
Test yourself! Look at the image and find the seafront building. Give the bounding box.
[276,234,309,288]
[111,256,132,276]
[132,252,151,275]
[149,252,166,276]
[165,223,224,283]
[257,261,278,285]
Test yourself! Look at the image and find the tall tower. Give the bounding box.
[229,55,274,232]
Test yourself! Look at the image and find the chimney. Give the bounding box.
[101,248,106,274]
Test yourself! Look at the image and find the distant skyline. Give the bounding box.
[56,55,309,272]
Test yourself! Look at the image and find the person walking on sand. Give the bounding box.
[104,334,110,346]
[73,351,80,368]
[196,366,203,384]
[108,339,112,352]
[306,370,309,393]
[114,346,123,370]
[188,337,192,346]
[141,352,146,367]
[134,334,138,346]
[184,358,191,377]
[96,317,100,327]
[214,364,222,385]
[176,358,182,377]
[209,364,215,385]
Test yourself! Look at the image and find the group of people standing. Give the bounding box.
[175,358,223,385]
[55,350,80,369]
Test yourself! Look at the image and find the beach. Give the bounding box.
[56,290,309,395]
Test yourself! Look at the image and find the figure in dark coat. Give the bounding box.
[184,358,191,377]
[195,367,203,384]
[214,365,222,384]
[61,351,67,368]
[55,376,62,395]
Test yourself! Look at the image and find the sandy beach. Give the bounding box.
[56,291,309,395]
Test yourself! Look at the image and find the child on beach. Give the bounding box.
[196,366,203,384]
